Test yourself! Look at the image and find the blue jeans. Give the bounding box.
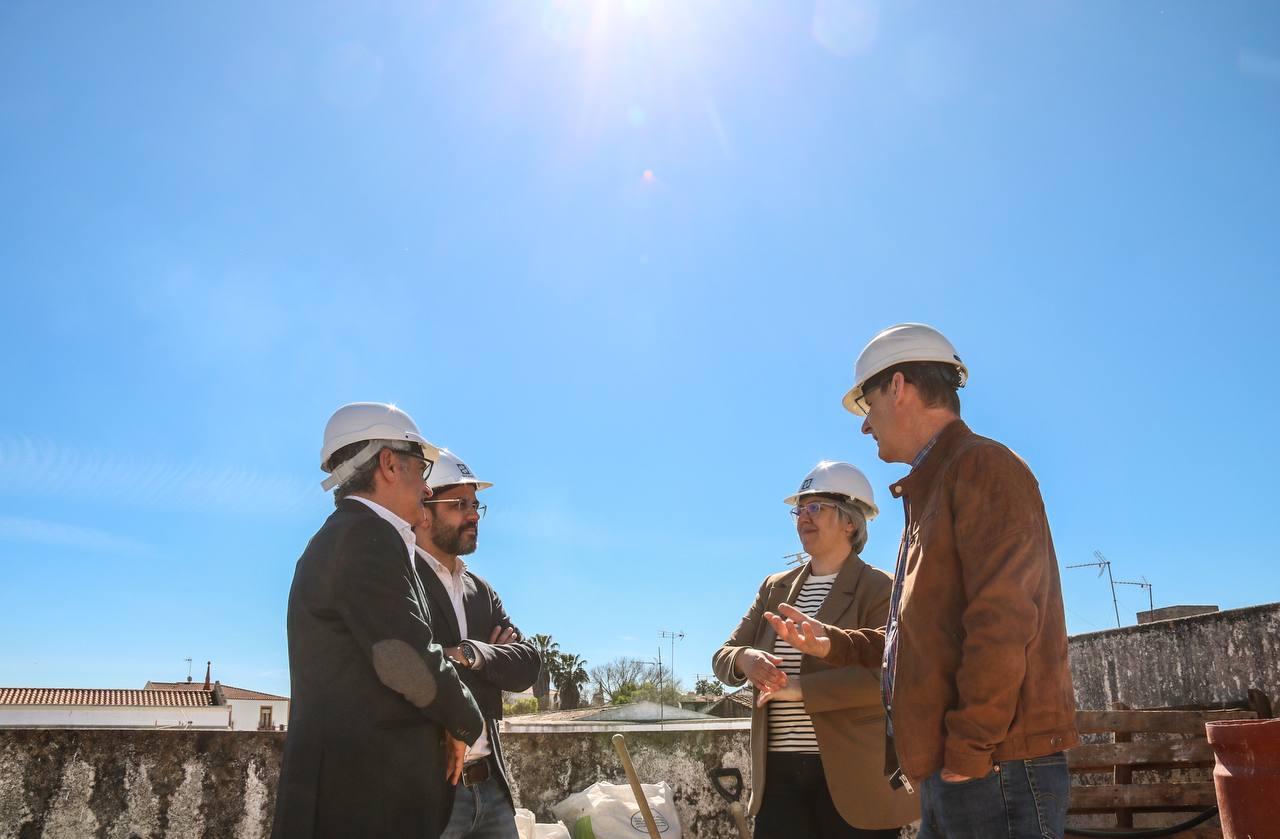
[440,765,519,839]
[917,753,1070,839]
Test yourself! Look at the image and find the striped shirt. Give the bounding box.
[767,571,837,753]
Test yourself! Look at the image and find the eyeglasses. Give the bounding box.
[791,501,838,519]
[398,451,434,482]
[423,498,487,519]
[854,379,885,414]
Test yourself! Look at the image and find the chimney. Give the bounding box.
[204,661,212,690]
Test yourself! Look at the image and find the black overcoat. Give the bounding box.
[271,499,484,839]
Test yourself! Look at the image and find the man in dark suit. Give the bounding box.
[272,403,485,839]
[414,448,541,839]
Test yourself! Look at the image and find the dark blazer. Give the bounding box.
[416,552,540,805]
[272,499,484,839]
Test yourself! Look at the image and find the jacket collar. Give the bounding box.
[764,550,868,644]
[415,551,463,643]
[890,418,970,500]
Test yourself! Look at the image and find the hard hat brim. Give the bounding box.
[429,479,494,492]
[783,490,880,520]
[842,386,866,417]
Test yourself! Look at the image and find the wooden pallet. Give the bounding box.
[1066,706,1259,838]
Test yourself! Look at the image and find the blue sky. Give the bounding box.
[1,1,1277,699]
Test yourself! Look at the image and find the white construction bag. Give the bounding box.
[515,808,571,839]
[552,781,682,839]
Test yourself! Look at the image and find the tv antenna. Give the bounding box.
[657,630,684,726]
[1114,575,1154,614]
[184,657,193,682]
[783,551,809,566]
[1067,550,1122,628]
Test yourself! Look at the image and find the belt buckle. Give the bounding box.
[462,758,488,788]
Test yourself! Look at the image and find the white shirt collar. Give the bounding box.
[348,496,416,559]
[415,545,466,579]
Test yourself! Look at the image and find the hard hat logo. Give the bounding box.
[800,477,814,492]
[425,449,494,492]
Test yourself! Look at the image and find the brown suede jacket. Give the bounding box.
[823,420,1079,783]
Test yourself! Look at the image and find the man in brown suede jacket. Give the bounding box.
[768,324,1078,839]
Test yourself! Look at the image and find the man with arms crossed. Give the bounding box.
[415,449,541,839]
[273,403,483,839]
[768,324,1078,838]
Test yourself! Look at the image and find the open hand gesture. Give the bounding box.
[763,603,832,659]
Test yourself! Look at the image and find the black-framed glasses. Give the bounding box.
[854,377,886,414]
[423,498,486,519]
[398,451,434,482]
[791,501,838,519]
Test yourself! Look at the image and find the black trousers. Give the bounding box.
[753,753,902,839]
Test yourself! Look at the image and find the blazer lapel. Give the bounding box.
[756,568,807,652]
[814,551,867,627]
[461,572,488,640]
[415,553,462,644]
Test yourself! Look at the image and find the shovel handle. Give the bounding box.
[729,801,751,839]
[611,734,663,839]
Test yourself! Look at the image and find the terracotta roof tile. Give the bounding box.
[144,681,289,701]
[0,688,215,707]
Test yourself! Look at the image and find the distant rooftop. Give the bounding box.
[144,681,288,701]
[0,688,215,707]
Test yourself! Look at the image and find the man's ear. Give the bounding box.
[891,371,908,403]
[376,447,399,481]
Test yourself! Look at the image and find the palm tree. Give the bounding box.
[530,634,559,710]
[553,653,590,711]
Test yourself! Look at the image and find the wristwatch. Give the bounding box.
[458,641,478,669]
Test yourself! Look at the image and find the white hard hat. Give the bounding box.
[319,402,439,492]
[842,323,968,416]
[426,448,493,492]
[784,461,879,520]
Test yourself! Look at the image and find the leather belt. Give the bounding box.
[461,757,491,788]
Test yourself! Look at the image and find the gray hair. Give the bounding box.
[832,499,870,554]
[330,439,415,505]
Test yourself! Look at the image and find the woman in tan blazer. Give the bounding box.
[713,461,917,839]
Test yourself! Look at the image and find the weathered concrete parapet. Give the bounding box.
[0,730,281,839]
[1068,601,1280,710]
[500,725,753,839]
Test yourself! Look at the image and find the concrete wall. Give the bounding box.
[0,726,913,838]
[501,725,753,838]
[0,730,279,839]
[1068,601,1280,710]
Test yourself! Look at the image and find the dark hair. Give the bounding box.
[864,360,961,415]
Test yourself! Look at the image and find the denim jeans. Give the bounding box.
[754,753,904,839]
[440,763,519,839]
[917,752,1070,839]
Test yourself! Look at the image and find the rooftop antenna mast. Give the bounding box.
[783,552,809,566]
[184,657,193,683]
[1114,575,1154,614]
[659,630,684,716]
[1067,550,1122,628]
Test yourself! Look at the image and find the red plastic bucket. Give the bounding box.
[1205,717,1280,839]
